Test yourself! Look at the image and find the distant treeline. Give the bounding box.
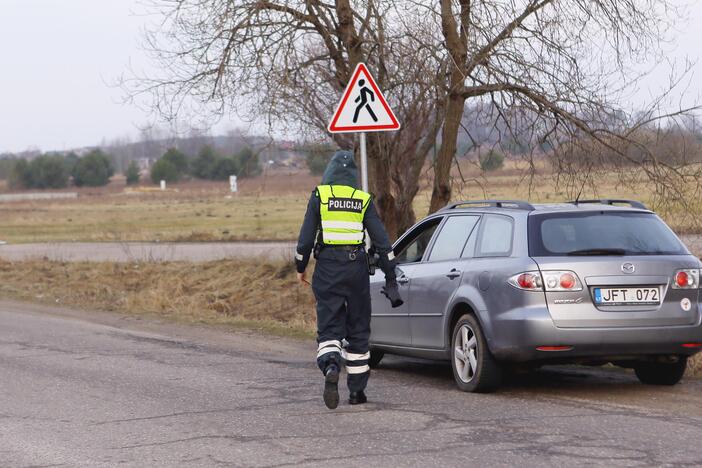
[5,150,114,189]
[100,129,280,174]
[0,144,261,190]
[149,145,261,183]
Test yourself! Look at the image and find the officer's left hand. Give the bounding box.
[297,272,310,286]
[381,280,404,308]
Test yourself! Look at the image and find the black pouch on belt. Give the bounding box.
[367,247,378,275]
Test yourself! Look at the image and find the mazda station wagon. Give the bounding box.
[368,199,702,392]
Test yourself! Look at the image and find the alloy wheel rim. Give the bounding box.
[454,324,478,383]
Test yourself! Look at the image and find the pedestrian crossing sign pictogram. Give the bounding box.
[328,63,401,133]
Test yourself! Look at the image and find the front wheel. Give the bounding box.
[451,314,502,393]
[634,357,687,385]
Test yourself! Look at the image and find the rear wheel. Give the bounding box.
[634,357,687,385]
[368,349,385,369]
[451,314,502,392]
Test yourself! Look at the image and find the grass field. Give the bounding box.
[1,163,699,243]
[0,192,308,243]
[0,173,314,243]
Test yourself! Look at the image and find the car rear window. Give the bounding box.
[528,211,688,256]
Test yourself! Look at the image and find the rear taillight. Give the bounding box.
[508,271,584,292]
[541,271,583,292]
[508,272,543,291]
[672,269,699,289]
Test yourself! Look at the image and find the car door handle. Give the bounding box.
[446,269,461,280]
[397,276,410,285]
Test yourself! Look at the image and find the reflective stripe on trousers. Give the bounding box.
[317,340,342,358]
[343,350,370,375]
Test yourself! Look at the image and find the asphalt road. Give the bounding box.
[1,300,702,467]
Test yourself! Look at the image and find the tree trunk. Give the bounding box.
[395,185,418,234]
[393,135,428,235]
[430,0,469,214]
[429,94,465,213]
[365,134,401,239]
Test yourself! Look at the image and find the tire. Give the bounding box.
[369,349,385,369]
[451,314,502,393]
[634,357,687,385]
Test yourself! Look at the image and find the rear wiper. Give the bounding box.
[566,248,626,256]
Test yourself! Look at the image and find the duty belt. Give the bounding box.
[323,245,364,252]
[320,244,365,261]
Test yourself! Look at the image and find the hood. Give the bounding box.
[321,150,358,188]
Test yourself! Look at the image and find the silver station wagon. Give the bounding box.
[368,200,702,392]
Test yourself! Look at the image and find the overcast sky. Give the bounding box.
[1,0,701,154]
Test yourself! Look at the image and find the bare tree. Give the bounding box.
[134,0,699,233]
[429,0,698,213]
[133,0,446,237]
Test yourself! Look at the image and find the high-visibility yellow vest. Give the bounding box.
[317,185,371,245]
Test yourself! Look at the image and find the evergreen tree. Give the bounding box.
[72,150,114,187]
[125,160,141,185]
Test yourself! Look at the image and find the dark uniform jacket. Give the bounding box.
[295,151,396,281]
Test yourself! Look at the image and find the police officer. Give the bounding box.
[295,150,403,409]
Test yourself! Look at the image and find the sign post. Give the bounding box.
[359,133,368,192]
[328,62,400,192]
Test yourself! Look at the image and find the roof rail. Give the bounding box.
[568,199,648,210]
[442,200,535,211]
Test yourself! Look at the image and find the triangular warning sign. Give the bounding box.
[328,63,400,133]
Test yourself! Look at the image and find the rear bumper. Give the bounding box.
[485,304,702,362]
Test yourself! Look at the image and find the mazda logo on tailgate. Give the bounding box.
[621,263,635,274]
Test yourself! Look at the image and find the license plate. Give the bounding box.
[593,287,660,306]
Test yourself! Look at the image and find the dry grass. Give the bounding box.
[0,258,317,339]
[0,258,699,376]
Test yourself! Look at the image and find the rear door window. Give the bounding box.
[427,216,480,262]
[476,215,514,257]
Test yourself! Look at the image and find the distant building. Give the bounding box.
[136,157,155,170]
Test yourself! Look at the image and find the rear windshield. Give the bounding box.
[528,211,688,256]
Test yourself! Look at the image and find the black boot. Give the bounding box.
[348,390,367,405]
[323,365,339,409]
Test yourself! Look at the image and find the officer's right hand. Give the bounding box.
[297,272,311,286]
